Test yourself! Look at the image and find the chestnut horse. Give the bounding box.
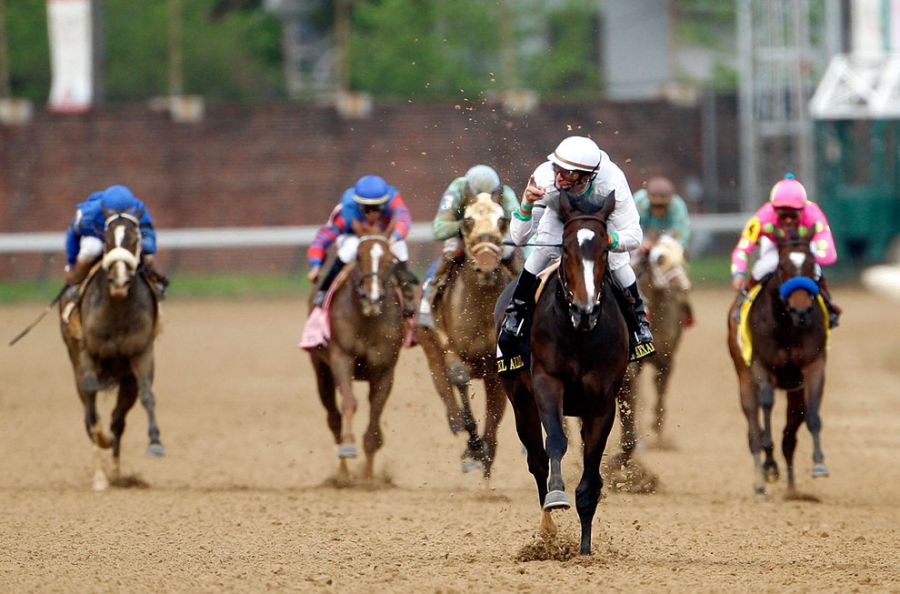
[59,209,161,491]
[307,235,404,480]
[495,191,629,555]
[618,234,691,459]
[727,232,830,497]
[418,192,512,478]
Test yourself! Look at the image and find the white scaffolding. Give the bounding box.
[810,52,900,119]
[736,0,840,211]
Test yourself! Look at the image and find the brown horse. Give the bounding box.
[418,192,512,478]
[727,231,830,497]
[495,191,629,555]
[307,235,404,481]
[618,234,691,460]
[60,209,161,491]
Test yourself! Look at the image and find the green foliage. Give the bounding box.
[349,0,502,101]
[520,0,601,98]
[6,0,283,103]
[6,0,50,102]
[348,0,603,101]
[104,0,283,102]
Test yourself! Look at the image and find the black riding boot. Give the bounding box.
[140,263,170,299]
[497,269,539,373]
[817,276,841,328]
[500,269,539,338]
[393,261,419,319]
[314,258,344,307]
[618,282,656,361]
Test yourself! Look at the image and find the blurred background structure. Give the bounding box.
[0,0,897,283]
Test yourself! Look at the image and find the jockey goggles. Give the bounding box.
[775,207,800,222]
[552,163,594,183]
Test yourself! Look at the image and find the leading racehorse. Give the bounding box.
[418,192,512,478]
[495,191,629,555]
[59,208,161,491]
[306,235,404,481]
[727,231,830,497]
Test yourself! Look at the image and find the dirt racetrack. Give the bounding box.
[2,287,898,593]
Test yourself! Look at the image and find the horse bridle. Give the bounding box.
[101,212,142,271]
[354,235,391,300]
[776,239,819,325]
[557,214,609,326]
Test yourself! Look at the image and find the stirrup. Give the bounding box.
[416,310,434,329]
[312,290,326,307]
[501,312,525,338]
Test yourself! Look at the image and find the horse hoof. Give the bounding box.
[811,463,830,478]
[764,468,780,484]
[542,490,571,510]
[93,470,110,492]
[146,443,166,457]
[337,444,358,459]
[461,458,482,474]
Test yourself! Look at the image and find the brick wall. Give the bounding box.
[0,97,737,279]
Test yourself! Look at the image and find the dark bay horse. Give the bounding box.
[495,192,629,555]
[59,209,161,491]
[419,192,512,478]
[727,232,830,497]
[307,235,404,481]
[618,234,691,460]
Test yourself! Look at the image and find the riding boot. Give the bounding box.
[60,259,93,327]
[416,256,458,328]
[500,269,539,340]
[618,282,656,361]
[314,258,344,307]
[140,260,170,299]
[731,275,757,322]
[393,260,419,319]
[817,276,841,328]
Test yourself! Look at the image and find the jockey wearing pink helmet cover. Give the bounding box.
[730,173,841,325]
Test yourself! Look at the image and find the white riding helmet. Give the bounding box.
[548,136,602,173]
[464,165,501,195]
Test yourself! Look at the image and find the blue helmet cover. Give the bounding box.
[353,175,390,206]
[101,185,138,212]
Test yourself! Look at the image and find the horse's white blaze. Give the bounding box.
[576,229,596,303]
[368,242,385,301]
[789,252,806,273]
[114,225,125,248]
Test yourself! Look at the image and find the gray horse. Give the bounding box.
[60,210,161,490]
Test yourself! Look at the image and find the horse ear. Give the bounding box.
[101,206,112,219]
[599,190,616,220]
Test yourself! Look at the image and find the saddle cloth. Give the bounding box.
[298,265,416,351]
[495,261,561,377]
[738,284,830,366]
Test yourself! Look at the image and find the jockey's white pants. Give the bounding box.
[751,236,822,281]
[336,235,408,264]
[523,217,635,289]
[76,236,104,263]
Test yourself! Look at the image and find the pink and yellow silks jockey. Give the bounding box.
[730,174,841,326]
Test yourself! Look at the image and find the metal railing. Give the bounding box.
[0,215,751,254]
